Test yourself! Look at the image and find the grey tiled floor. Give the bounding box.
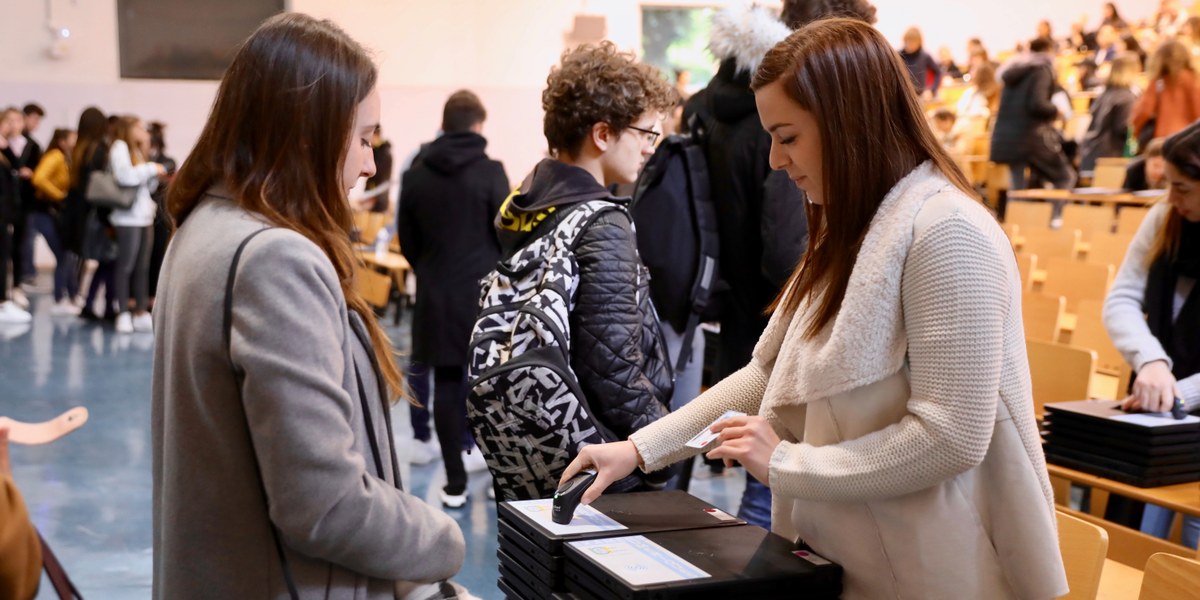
[2,278,746,599]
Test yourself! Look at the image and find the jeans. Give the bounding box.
[737,476,773,529]
[1140,504,1200,549]
[407,361,432,442]
[85,261,117,316]
[660,322,705,492]
[28,212,79,302]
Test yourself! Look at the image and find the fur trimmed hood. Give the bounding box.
[708,2,792,75]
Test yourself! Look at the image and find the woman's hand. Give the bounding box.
[559,440,641,506]
[1123,360,1181,413]
[705,415,780,486]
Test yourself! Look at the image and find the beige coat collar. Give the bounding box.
[754,161,956,410]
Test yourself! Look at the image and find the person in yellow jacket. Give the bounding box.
[0,427,41,600]
[30,129,81,315]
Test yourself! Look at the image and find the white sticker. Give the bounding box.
[507,499,626,536]
[792,550,831,566]
[569,536,711,585]
[702,508,737,522]
[685,410,747,448]
[1109,413,1200,427]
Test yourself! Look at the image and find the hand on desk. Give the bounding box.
[1123,360,1181,413]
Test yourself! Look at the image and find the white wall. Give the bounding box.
[0,0,1163,185]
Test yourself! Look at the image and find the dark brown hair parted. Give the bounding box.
[167,12,405,403]
[542,41,675,158]
[70,107,107,185]
[1149,121,1200,268]
[751,18,975,338]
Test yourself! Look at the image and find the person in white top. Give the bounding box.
[1103,120,1200,549]
[108,117,166,333]
[560,18,1067,599]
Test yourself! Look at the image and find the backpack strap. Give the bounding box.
[223,227,300,600]
[676,143,717,372]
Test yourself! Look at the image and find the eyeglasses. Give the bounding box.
[627,125,661,146]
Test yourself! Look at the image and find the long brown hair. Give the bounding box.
[1148,120,1200,267]
[971,62,1001,113]
[167,13,404,402]
[751,18,974,337]
[71,107,107,184]
[112,116,146,165]
[1149,40,1193,82]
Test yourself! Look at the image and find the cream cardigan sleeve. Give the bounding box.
[630,362,770,472]
[768,209,1008,502]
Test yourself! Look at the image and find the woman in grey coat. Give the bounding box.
[151,14,464,600]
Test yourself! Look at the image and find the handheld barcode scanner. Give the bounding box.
[553,469,597,524]
[1172,397,1188,420]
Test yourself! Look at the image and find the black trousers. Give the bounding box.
[433,365,469,495]
[0,215,12,300]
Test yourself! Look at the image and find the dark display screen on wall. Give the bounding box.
[117,0,284,80]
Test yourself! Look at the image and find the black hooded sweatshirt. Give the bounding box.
[494,158,673,445]
[397,132,509,366]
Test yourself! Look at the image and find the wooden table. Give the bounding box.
[1047,463,1200,519]
[358,250,410,273]
[357,250,412,325]
[1008,189,1165,206]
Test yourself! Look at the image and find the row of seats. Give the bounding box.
[1056,508,1200,600]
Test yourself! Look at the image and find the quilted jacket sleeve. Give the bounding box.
[570,210,671,440]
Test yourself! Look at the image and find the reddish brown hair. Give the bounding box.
[167,13,404,402]
[751,18,974,337]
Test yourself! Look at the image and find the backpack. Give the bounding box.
[466,200,634,501]
[630,119,719,372]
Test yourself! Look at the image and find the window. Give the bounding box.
[641,6,718,92]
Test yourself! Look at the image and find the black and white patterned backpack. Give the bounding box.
[466,200,623,501]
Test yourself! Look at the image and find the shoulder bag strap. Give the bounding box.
[38,531,83,599]
[222,227,300,600]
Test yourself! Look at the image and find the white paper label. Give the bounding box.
[569,536,711,585]
[507,499,626,536]
[1109,413,1200,427]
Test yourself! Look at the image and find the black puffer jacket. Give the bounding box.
[496,159,672,439]
[991,54,1060,163]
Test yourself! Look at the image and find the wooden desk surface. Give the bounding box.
[1007,189,1164,205]
[1047,464,1200,519]
[357,250,411,272]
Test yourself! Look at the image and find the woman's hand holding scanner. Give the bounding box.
[1122,360,1181,413]
[705,415,781,486]
[552,470,597,524]
[559,441,641,507]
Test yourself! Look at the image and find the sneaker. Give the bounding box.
[440,488,468,509]
[0,301,32,324]
[10,289,29,310]
[410,439,439,465]
[115,312,133,334]
[50,299,81,316]
[132,312,153,332]
[462,448,489,474]
[79,307,101,321]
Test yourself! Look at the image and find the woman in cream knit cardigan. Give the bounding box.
[562,19,1068,600]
